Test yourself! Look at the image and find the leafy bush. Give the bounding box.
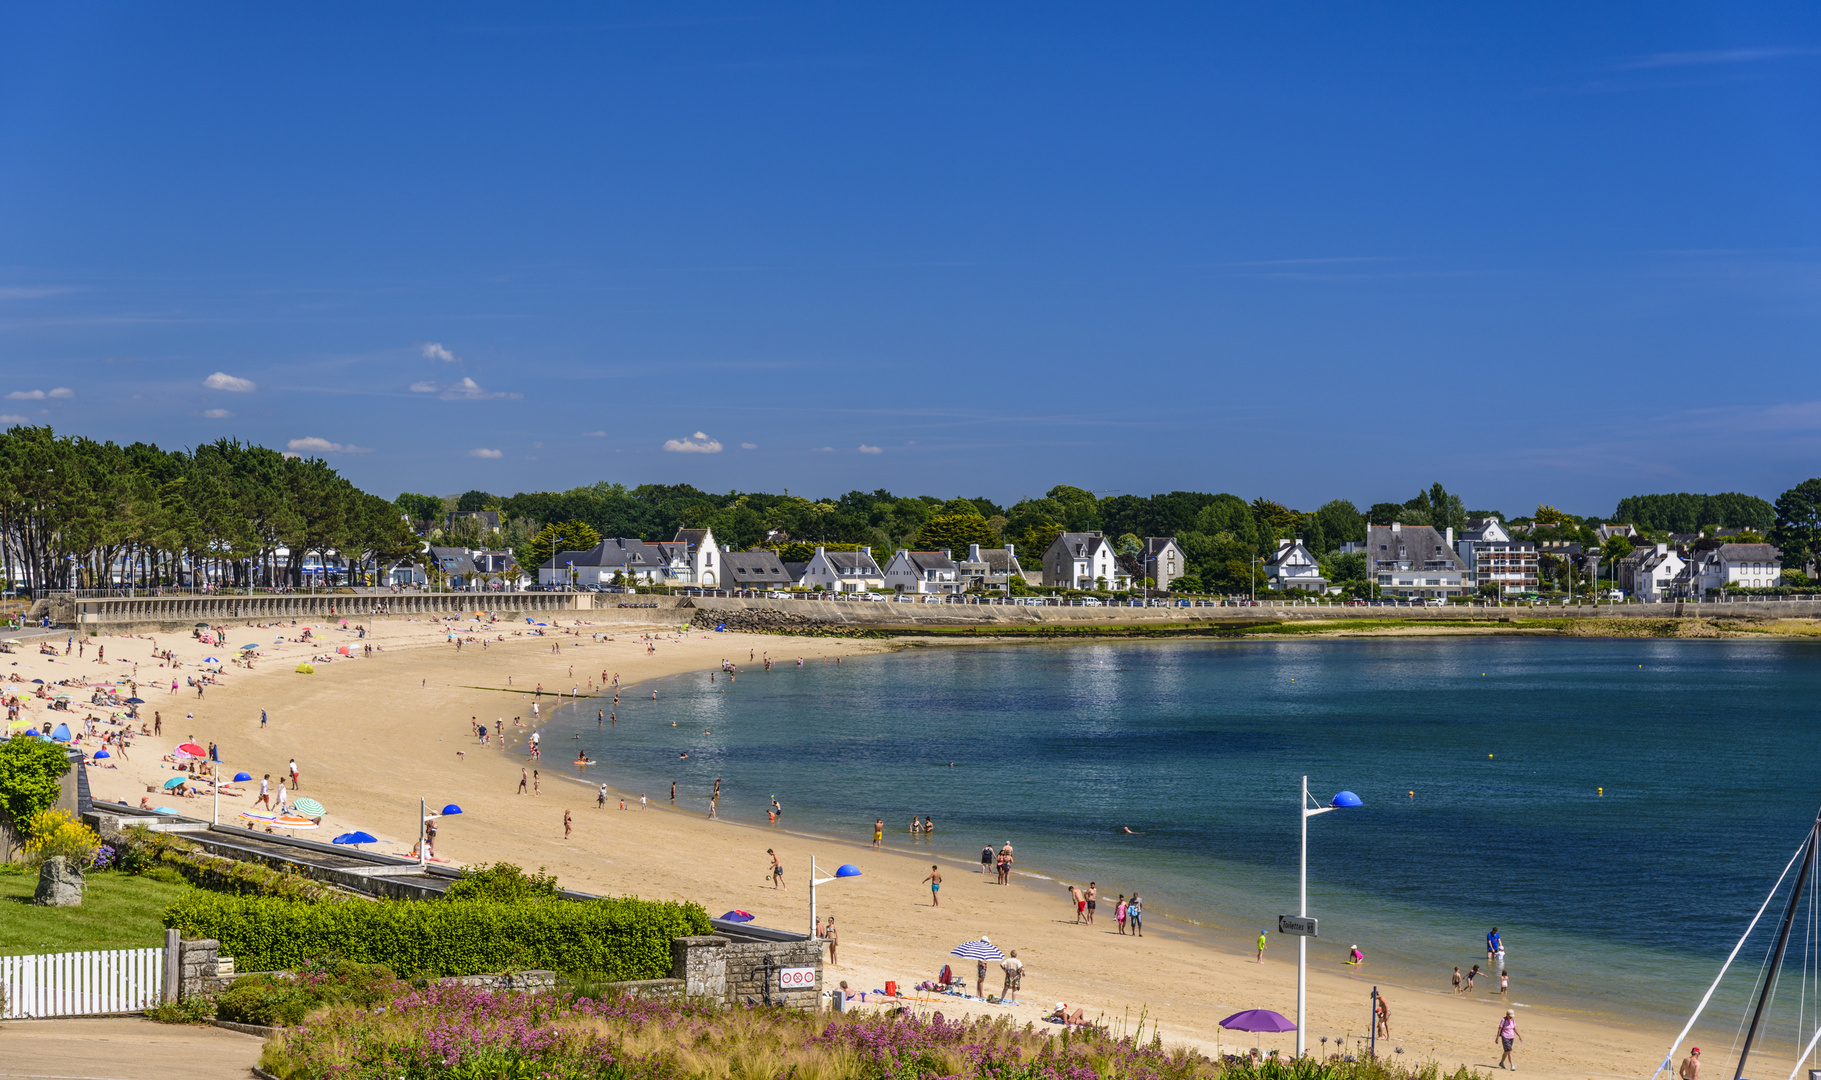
[441,861,560,904]
[21,808,100,867]
[216,960,405,1028]
[0,738,70,842]
[164,893,710,979]
[147,996,217,1024]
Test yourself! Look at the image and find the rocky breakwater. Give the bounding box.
[690,607,849,635]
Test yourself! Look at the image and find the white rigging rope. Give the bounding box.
[1652,835,1810,1080]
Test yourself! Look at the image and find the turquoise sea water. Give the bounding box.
[543,637,1821,1047]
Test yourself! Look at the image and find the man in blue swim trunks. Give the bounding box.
[924,865,942,906]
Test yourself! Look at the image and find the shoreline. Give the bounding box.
[17,618,1717,1077]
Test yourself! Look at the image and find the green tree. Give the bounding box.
[0,737,71,853]
[1774,479,1821,568]
[1367,501,1421,527]
[914,513,1000,557]
[1313,499,1364,548]
[393,493,444,527]
[455,490,499,512]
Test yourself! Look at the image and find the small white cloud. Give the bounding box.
[422,342,457,362]
[740,442,757,450]
[584,430,607,437]
[6,390,44,400]
[286,436,370,454]
[662,431,723,454]
[439,377,520,401]
[281,452,299,459]
[46,387,74,399]
[0,414,28,424]
[468,448,504,459]
[409,381,439,393]
[858,444,882,454]
[204,372,256,392]
[199,408,234,419]
[811,446,834,453]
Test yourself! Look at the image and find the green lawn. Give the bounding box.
[0,869,190,955]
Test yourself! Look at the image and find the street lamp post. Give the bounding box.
[1299,776,1361,1058]
[809,857,860,939]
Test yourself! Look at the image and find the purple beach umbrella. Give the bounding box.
[1219,1009,1296,1032]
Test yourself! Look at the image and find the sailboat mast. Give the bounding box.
[1736,811,1821,1080]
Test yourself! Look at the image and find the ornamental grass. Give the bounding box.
[257,984,1479,1080]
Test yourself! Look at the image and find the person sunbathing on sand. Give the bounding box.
[1047,1004,1085,1026]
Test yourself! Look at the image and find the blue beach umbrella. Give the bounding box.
[153,806,178,815]
[440,805,462,816]
[333,831,378,845]
[92,749,110,759]
[125,697,145,704]
[162,776,189,790]
[719,910,755,922]
[202,657,219,663]
[233,771,252,782]
[950,938,1004,960]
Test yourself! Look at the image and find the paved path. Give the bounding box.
[0,1018,262,1080]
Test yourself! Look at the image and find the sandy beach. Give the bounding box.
[6,615,1687,1078]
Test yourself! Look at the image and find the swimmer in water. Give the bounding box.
[1122,826,1137,834]
[679,752,688,759]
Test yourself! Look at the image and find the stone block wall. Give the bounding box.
[672,933,822,1010]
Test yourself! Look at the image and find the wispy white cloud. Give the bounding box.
[422,342,457,362]
[0,286,78,301]
[286,436,370,454]
[0,414,28,424]
[740,442,757,450]
[197,408,234,419]
[811,446,834,453]
[662,431,723,454]
[1615,46,1821,70]
[5,387,74,400]
[204,372,256,392]
[584,430,607,437]
[47,387,73,399]
[858,444,882,454]
[415,377,520,401]
[468,448,504,459]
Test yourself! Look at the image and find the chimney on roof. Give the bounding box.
[968,543,981,562]
[1445,527,1454,546]
[861,546,871,558]
[815,546,825,557]
[1005,543,1015,556]
[1392,522,1402,534]
[1657,542,1668,556]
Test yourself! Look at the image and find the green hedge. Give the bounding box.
[163,893,710,979]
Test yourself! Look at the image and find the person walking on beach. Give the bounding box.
[924,865,942,906]
[1376,995,1390,1038]
[1127,894,1142,937]
[874,819,884,849]
[1465,964,1481,992]
[1500,970,1509,997]
[1496,1009,1520,1070]
[533,770,540,795]
[823,916,839,966]
[518,769,528,794]
[257,774,271,808]
[671,781,676,805]
[563,809,572,840]
[1085,882,1097,925]
[1257,931,1267,962]
[1452,966,1463,994]
[981,845,994,874]
[260,709,266,729]
[768,848,786,889]
[975,956,987,998]
[597,784,607,808]
[1679,1047,1700,1080]
[1067,885,1085,923]
[999,842,1014,884]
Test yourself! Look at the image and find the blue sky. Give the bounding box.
[3,4,1819,515]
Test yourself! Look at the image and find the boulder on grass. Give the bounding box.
[34,855,83,907]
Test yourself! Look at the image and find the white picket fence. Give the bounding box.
[0,947,164,1018]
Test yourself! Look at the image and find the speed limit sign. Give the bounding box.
[778,966,816,989]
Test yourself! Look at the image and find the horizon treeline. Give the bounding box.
[2,425,1813,594]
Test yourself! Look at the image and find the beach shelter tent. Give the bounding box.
[92,749,110,759]
[233,771,253,782]
[295,663,315,674]
[49,724,71,742]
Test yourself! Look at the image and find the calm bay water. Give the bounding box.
[544,636,1821,1040]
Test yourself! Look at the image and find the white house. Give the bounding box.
[1630,543,1686,602]
[1263,538,1329,593]
[1042,532,1130,590]
[538,539,671,587]
[1140,538,1187,591]
[1367,523,1472,598]
[671,527,721,586]
[956,543,1025,593]
[883,550,962,594]
[1694,543,1782,594]
[798,546,886,593]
